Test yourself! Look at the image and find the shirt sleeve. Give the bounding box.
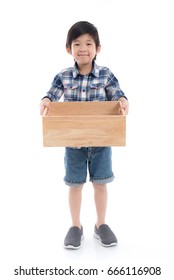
[105,69,127,101]
[43,74,64,101]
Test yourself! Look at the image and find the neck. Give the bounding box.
[78,63,93,75]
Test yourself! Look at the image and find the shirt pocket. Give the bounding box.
[89,83,106,101]
[64,83,79,101]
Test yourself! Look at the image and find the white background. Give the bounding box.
[0,0,174,279]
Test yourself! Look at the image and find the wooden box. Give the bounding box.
[42,101,126,147]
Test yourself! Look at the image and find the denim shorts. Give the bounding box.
[64,147,114,187]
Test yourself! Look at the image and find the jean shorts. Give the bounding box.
[64,147,114,187]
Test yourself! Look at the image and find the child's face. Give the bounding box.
[67,34,101,67]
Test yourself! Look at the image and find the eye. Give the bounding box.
[87,42,95,47]
[73,43,80,46]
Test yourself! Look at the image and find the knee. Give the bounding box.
[69,185,83,192]
[93,183,107,192]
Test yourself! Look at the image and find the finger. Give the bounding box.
[43,106,48,116]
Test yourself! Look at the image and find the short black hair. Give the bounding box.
[66,21,100,49]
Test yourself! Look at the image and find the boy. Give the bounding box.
[40,21,129,249]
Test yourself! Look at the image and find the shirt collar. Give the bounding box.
[72,62,100,78]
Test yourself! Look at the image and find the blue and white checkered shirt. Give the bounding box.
[44,62,127,102]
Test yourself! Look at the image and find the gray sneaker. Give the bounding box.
[94,224,117,247]
[64,226,83,249]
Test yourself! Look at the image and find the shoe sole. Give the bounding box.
[94,232,117,247]
[64,235,84,250]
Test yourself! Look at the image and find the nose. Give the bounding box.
[79,44,87,52]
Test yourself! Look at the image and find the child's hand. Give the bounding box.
[40,98,50,116]
[118,97,129,115]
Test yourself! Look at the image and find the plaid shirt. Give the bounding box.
[44,62,127,102]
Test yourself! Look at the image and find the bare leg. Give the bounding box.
[68,185,83,228]
[93,183,108,227]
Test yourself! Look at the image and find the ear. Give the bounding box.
[96,45,101,54]
[66,47,72,55]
